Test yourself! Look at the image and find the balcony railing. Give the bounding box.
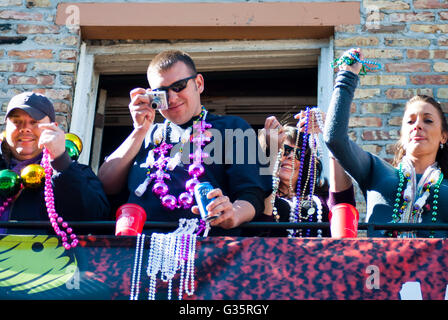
[1,221,448,234]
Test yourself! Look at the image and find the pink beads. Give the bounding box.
[161,194,177,210]
[42,149,77,250]
[188,163,204,177]
[185,177,200,193]
[147,107,212,211]
[178,192,193,209]
[152,181,169,197]
[0,197,13,217]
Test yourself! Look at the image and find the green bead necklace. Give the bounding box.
[389,163,443,238]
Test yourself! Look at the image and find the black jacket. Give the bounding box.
[0,144,111,235]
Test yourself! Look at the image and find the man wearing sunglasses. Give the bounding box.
[98,50,270,235]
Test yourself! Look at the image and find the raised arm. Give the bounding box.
[323,49,374,187]
[296,109,353,193]
[98,88,155,194]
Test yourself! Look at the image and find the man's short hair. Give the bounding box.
[147,50,197,77]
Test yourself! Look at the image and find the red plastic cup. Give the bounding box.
[115,203,147,236]
[329,203,359,238]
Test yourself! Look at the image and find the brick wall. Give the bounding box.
[334,0,448,218]
[335,0,448,162]
[0,0,80,131]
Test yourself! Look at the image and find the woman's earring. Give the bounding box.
[440,143,444,150]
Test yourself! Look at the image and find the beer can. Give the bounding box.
[194,182,218,221]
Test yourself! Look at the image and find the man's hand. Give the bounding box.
[38,123,66,161]
[129,88,156,132]
[192,188,254,229]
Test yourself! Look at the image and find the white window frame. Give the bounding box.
[70,38,334,176]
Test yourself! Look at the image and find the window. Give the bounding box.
[70,39,333,175]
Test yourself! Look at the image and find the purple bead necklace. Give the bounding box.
[287,107,322,238]
[288,107,310,237]
[145,107,212,210]
[42,148,78,249]
[0,150,77,250]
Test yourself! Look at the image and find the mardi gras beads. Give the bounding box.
[0,169,21,198]
[0,134,83,249]
[136,107,212,211]
[21,164,45,189]
[389,162,443,238]
[65,133,83,160]
[41,148,78,250]
[288,107,310,238]
[332,49,381,75]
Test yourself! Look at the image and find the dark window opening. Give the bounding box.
[97,67,318,168]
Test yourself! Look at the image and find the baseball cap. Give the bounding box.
[5,92,56,122]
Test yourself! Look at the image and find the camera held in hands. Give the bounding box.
[146,90,168,110]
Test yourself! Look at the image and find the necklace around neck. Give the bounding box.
[390,161,443,238]
[135,106,212,211]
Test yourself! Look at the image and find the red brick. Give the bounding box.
[389,12,435,22]
[365,0,410,10]
[349,117,382,127]
[364,24,406,33]
[12,62,27,72]
[362,130,399,141]
[440,12,448,20]
[385,62,431,72]
[0,10,43,20]
[407,49,430,59]
[407,49,448,59]
[53,102,70,113]
[414,0,448,9]
[39,75,54,86]
[59,50,77,61]
[433,50,448,59]
[8,75,55,85]
[8,75,37,85]
[385,88,433,100]
[33,88,71,100]
[8,49,53,59]
[410,75,448,85]
[17,24,59,34]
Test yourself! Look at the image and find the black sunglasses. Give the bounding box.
[283,144,301,159]
[153,75,197,93]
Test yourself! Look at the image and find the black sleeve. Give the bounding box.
[51,160,111,222]
[222,117,272,217]
[233,186,266,218]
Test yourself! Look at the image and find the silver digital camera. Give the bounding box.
[146,90,168,110]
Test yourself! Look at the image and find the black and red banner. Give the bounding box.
[0,235,447,300]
